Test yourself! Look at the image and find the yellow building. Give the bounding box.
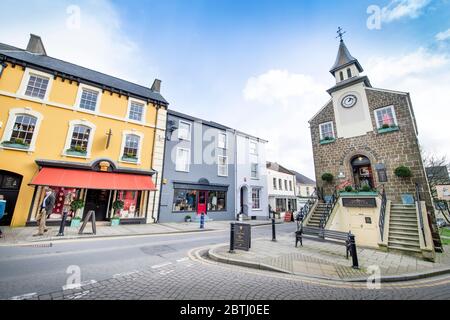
[0,35,168,227]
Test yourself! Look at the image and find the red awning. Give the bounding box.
[30,167,156,191]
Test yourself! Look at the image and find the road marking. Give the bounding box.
[159,270,175,275]
[62,280,97,291]
[176,258,189,263]
[10,292,37,300]
[112,271,139,278]
[151,262,172,269]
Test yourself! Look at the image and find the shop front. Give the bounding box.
[27,159,156,226]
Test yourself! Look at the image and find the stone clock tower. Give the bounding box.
[308,31,441,254]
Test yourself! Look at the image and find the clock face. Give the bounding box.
[341,95,358,108]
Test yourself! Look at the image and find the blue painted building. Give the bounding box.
[158,110,236,223]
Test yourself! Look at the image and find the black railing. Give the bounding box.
[296,189,318,231]
[319,188,339,229]
[415,183,427,247]
[378,186,387,242]
[317,187,324,201]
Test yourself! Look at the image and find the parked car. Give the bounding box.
[436,218,448,228]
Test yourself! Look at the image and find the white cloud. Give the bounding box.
[366,47,449,83]
[367,47,450,160]
[381,0,431,23]
[0,0,158,87]
[436,28,450,41]
[242,70,329,178]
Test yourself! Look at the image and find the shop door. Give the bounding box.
[0,171,23,226]
[84,189,110,221]
[197,191,207,216]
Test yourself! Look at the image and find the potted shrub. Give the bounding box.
[111,200,124,226]
[361,185,372,192]
[184,215,192,223]
[70,199,84,227]
[394,166,412,178]
[321,173,334,183]
[345,186,353,193]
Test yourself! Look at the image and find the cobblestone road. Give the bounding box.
[28,248,450,301]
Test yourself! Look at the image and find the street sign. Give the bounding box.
[232,223,251,251]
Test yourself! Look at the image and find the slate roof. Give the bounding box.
[291,171,316,185]
[266,162,295,175]
[426,166,450,183]
[330,40,363,74]
[0,42,168,105]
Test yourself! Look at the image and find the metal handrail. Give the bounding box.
[296,189,318,231]
[378,186,387,242]
[415,183,427,247]
[319,188,339,229]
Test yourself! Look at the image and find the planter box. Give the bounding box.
[70,219,81,228]
[1,143,30,150]
[378,126,399,134]
[339,192,379,197]
[66,150,87,157]
[320,139,335,145]
[111,219,121,226]
[121,156,138,163]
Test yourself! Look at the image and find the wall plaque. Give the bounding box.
[342,198,377,208]
[233,223,252,251]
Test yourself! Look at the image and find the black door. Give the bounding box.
[84,189,110,221]
[0,171,23,226]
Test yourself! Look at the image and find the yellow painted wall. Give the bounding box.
[0,64,160,227]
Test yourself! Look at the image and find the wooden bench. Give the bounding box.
[295,226,353,260]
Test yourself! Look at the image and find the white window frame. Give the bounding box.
[62,120,97,159]
[218,132,227,149]
[249,141,258,155]
[251,163,259,179]
[319,121,335,140]
[126,98,147,123]
[119,130,144,165]
[0,108,44,152]
[18,68,53,102]
[176,147,191,172]
[252,188,261,210]
[374,105,398,129]
[74,83,102,114]
[178,120,192,141]
[218,155,228,177]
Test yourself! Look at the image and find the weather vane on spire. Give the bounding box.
[336,27,346,41]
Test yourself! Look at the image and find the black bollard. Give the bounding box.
[229,223,235,253]
[349,234,359,269]
[272,218,276,242]
[57,211,69,237]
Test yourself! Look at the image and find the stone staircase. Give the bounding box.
[388,204,421,254]
[306,202,328,228]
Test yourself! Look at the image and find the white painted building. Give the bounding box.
[266,162,297,218]
[235,132,269,220]
[291,171,316,210]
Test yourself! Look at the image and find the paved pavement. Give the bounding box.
[209,233,450,281]
[0,219,281,246]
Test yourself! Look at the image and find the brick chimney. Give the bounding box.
[26,34,47,56]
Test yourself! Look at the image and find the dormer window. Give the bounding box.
[347,68,352,78]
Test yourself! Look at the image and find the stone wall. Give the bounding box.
[310,88,433,209]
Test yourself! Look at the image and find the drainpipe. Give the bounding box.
[150,104,161,223]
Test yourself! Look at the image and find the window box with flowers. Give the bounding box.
[377,123,399,134]
[121,153,138,163]
[66,146,88,157]
[319,136,336,145]
[1,138,30,150]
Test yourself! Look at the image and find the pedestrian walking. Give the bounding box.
[34,187,56,237]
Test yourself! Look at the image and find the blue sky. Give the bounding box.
[1,0,450,177]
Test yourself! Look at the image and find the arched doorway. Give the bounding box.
[351,155,374,189]
[0,171,23,226]
[240,186,249,216]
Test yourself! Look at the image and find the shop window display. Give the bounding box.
[116,191,142,218]
[48,187,80,219]
[207,191,226,211]
[173,189,197,212]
